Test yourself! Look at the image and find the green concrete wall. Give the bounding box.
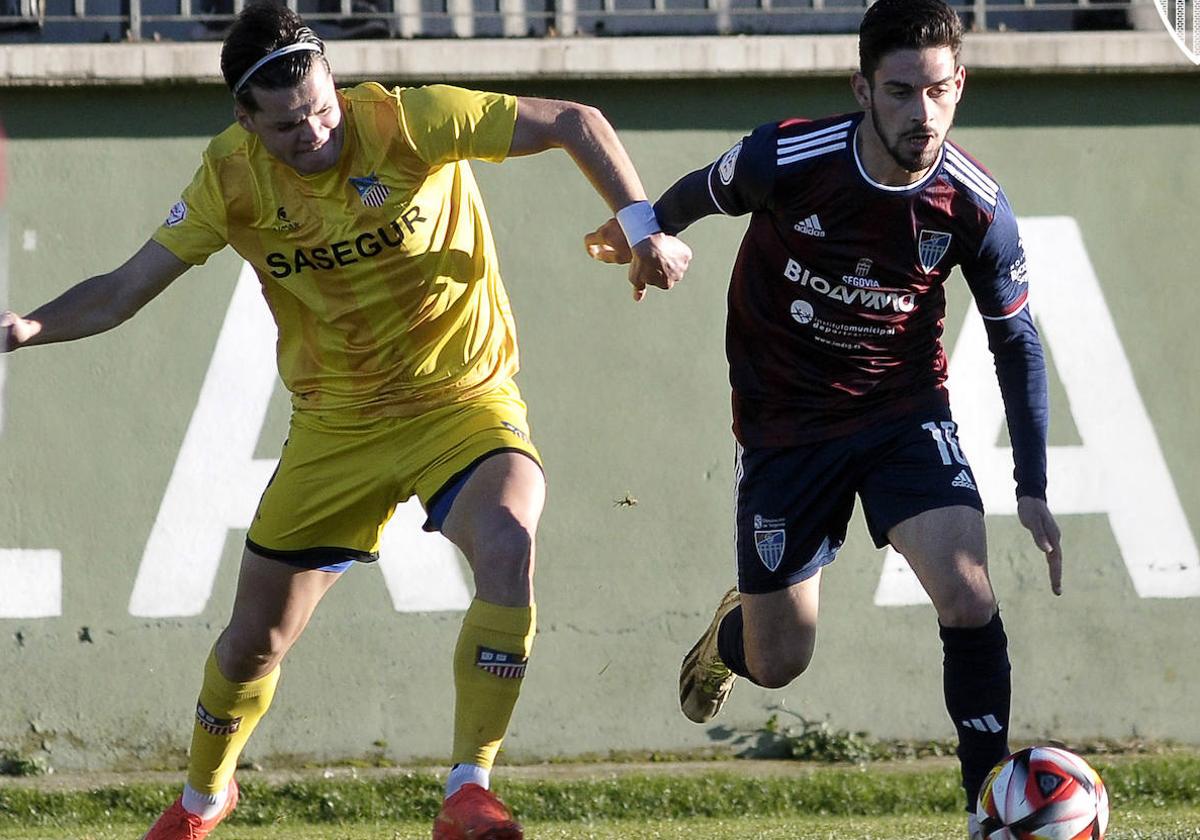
[1,73,1198,771]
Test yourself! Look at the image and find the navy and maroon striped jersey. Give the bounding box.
[655,111,1048,498]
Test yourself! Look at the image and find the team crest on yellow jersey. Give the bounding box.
[350,174,390,208]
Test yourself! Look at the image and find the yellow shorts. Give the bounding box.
[246,380,541,570]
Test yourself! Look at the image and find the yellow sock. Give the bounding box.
[451,599,536,769]
[186,648,280,794]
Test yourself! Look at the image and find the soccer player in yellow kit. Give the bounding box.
[0,4,691,838]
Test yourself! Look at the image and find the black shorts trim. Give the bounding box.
[245,538,379,570]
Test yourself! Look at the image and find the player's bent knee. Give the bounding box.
[750,662,807,689]
[745,650,812,689]
[217,626,294,680]
[936,591,998,629]
[471,518,534,574]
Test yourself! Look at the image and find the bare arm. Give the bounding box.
[509,98,648,207]
[510,97,691,301]
[1,239,189,353]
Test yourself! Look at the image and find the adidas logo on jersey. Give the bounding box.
[794,214,826,237]
[951,470,977,491]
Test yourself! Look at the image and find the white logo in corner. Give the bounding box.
[1153,0,1200,65]
[164,201,188,228]
[718,141,742,186]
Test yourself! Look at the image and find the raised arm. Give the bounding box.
[584,165,720,269]
[584,127,774,298]
[1,239,190,352]
[510,97,692,302]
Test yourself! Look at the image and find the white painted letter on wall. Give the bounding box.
[128,263,470,618]
[0,550,62,618]
[875,217,1199,606]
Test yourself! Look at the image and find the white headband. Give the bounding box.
[233,42,323,95]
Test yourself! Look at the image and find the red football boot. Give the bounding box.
[432,783,523,840]
[141,779,239,840]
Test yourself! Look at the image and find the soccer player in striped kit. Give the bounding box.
[586,1,1060,836]
[0,3,690,838]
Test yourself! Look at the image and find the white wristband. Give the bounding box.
[615,200,662,248]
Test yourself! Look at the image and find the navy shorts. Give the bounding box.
[735,407,985,594]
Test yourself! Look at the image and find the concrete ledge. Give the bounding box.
[0,31,1191,86]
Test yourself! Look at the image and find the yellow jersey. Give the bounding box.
[154,83,519,416]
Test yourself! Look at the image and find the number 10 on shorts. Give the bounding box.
[923,420,969,467]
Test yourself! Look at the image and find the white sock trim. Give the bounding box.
[182,783,229,820]
[445,763,490,798]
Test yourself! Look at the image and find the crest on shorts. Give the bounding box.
[917,229,952,273]
[350,173,390,208]
[1153,0,1200,64]
[754,529,786,572]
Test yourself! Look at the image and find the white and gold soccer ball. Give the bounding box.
[975,746,1109,840]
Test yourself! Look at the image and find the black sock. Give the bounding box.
[940,611,1012,811]
[716,604,758,682]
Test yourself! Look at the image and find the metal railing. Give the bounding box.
[0,0,1156,43]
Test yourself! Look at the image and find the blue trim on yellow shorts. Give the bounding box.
[423,447,544,533]
[245,538,378,574]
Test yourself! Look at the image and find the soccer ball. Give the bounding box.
[975,746,1109,839]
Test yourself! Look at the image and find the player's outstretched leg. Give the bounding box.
[433,598,533,840]
[679,588,742,723]
[942,613,1012,815]
[889,506,1007,836]
[436,452,544,840]
[142,651,277,840]
[144,549,337,839]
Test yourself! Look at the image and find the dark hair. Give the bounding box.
[858,0,963,82]
[221,1,329,112]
